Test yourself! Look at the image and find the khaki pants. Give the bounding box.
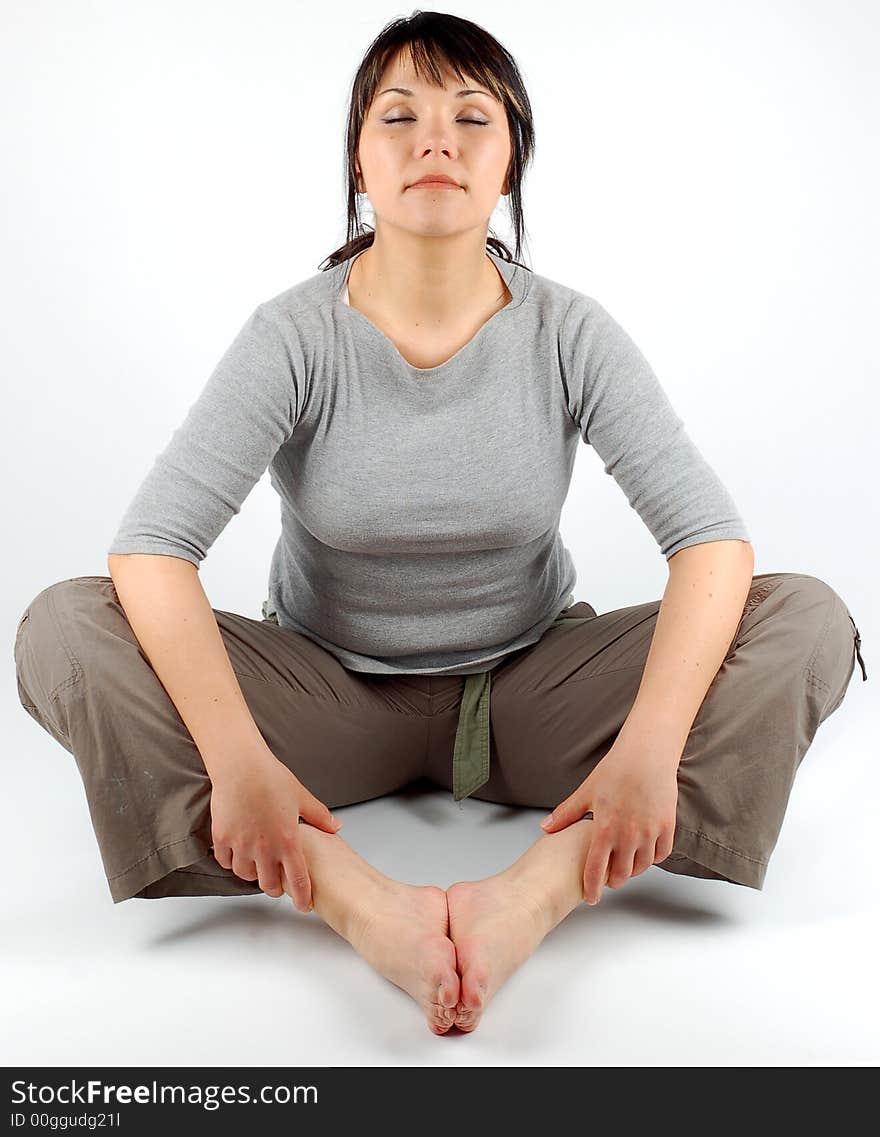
[13,572,866,903]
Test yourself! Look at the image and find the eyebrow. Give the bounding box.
[377,86,494,99]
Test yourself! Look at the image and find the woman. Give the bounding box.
[14,12,866,1037]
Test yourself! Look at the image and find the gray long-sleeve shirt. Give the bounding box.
[107,249,750,676]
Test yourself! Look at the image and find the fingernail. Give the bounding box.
[540,815,553,828]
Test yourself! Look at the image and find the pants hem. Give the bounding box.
[659,825,768,890]
[107,832,261,903]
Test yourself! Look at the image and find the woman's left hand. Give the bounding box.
[539,735,680,906]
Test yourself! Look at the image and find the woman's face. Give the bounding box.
[356,50,512,241]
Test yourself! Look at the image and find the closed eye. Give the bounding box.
[381,117,489,126]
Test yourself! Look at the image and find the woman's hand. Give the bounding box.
[539,734,680,906]
[209,743,341,913]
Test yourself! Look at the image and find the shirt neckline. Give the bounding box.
[331,248,529,375]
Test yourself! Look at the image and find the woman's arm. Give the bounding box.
[617,538,755,765]
[107,552,269,781]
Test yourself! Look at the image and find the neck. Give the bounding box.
[348,231,506,328]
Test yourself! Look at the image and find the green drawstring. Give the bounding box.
[452,669,494,803]
[451,611,595,804]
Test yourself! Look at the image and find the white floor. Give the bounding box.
[3,692,877,1067]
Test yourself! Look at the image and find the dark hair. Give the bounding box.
[318,10,535,274]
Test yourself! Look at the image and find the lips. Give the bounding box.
[408,175,463,188]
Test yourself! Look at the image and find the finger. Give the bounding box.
[653,831,675,864]
[282,848,313,913]
[541,801,590,833]
[256,857,285,899]
[582,839,612,905]
[631,843,656,878]
[605,843,638,889]
[211,843,232,871]
[299,793,342,835]
[231,850,259,882]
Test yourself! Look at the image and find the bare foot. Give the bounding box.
[346,879,461,1035]
[446,819,594,1032]
[295,824,461,1034]
[445,876,552,1032]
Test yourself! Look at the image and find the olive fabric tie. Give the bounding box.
[452,669,494,803]
[451,611,596,804]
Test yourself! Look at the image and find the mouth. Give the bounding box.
[408,177,463,189]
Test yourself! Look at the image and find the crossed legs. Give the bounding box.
[294,818,596,1035]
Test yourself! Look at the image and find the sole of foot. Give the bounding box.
[346,880,462,1035]
[445,874,553,1033]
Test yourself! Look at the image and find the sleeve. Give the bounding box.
[559,292,751,560]
[107,304,298,567]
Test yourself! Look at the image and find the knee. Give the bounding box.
[782,573,859,680]
[16,576,114,666]
[775,572,846,622]
[26,575,113,621]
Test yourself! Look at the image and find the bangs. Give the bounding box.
[365,34,509,108]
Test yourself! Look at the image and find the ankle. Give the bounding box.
[504,823,592,925]
[297,827,391,935]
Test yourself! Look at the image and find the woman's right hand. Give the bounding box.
[208,745,341,912]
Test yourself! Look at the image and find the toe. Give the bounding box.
[429,940,460,1008]
[425,945,460,1032]
[460,962,487,1015]
[428,998,457,1033]
[438,976,459,1011]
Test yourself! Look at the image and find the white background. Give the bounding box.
[3,0,877,1066]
